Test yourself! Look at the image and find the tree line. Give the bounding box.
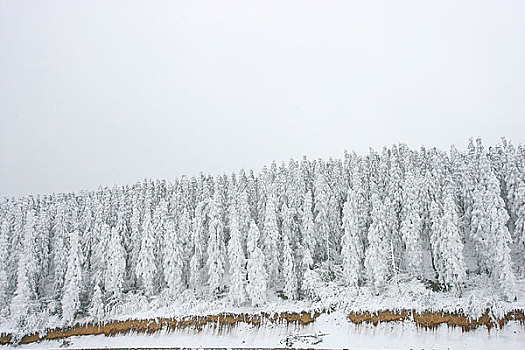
[0,138,524,331]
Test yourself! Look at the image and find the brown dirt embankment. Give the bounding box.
[347,309,525,330]
[1,309,523,345]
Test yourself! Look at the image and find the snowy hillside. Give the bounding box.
[1,138,524,339]
[15,311,525,350]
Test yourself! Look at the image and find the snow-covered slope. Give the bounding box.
[13,312,525,350]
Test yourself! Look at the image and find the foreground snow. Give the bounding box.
[11,312,525,350]
[2,278,525,342]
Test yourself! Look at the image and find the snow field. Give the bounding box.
[12,312,525,350]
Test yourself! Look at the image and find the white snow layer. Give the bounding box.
[9,312,525,350]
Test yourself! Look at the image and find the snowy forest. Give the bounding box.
[1,138,524,334]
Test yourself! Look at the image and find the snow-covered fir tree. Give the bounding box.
[163,219,184,294]
[90,202,106,288]
[341,186,364,288]
[301,247,321,300]
[206,190,225,297]
[105,227,126,301]
[300,189,318,295]
[471,148,517,300]
[263,188,280,286]
[237,189,251,247]
[136,212,157,296]
[35,203,51,298]
[61,228,83,324]
[514,181,525,248]
[364,187,390,293]
[89,284,104,321]
[189,201,206,293]
[177,207,193,286]
[52,202,69,303]
[246,220,267,307]
[400,170,423,279]
[129,195,142,285]
[436,180,467,293]
[0,220,9,314]
[300,189,316,256]
[281,204,297,300]
[227,203,246,306]
[152,199,169,286]
[313,169,332,263]
[10,209,39,327]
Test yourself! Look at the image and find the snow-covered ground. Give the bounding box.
[8,312,525,350]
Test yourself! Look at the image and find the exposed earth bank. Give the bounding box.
[1,309,524,346]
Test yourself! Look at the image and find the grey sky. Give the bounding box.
[1,0,524,197]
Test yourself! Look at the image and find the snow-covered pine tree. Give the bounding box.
[364,186,390,293]
[246,220,267,306]
[246,170,259,224]
[61,228,83,324]
[87,197,102,290]
[400,170,423,279]
[227,202,246,306]
[281,203,297,300]
[153,199,169,287]
[121,188,134,252]
[286,160,304,221]
[450,144,470,238]
[427,151,448,281]
[285,160,304,251]
[206,191,225,297]
[136,211,157,296]
[189,200,206,293]
[301,246,321,300]
[89,284,104,321]
[114,208,128,267]
[459,138,478,241]
[471,148,517,300]
[429,197,443,280]
[417,151,435,271]
[216,174,230,240]
[92,222,110,292]
[350,162,370,256]
[8,201,25,295]
[437,179,467,293]
[514,181,525,248]
[314,168,332,263]
[256,165,271,229]
[0,219,9,314]
[178,208,192,287]
[326,158,345,252]
[10,209,39,327]
[263,187,280,287]
[237,189,251,244]
[341,186,364,288]
[86,197,98,235]
[101,187,115,227]
[52,201,69,303]
[105,227,126,301]
[496,139,522,233]
[299,188,317,294]
[10,262,33,328]
[300,189,316,255]
[386,147,404,262]
[163,219,184,294]
[129,193,142,286]
[35,202,51,298]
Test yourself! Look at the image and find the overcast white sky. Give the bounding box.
[1,0,524,197]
